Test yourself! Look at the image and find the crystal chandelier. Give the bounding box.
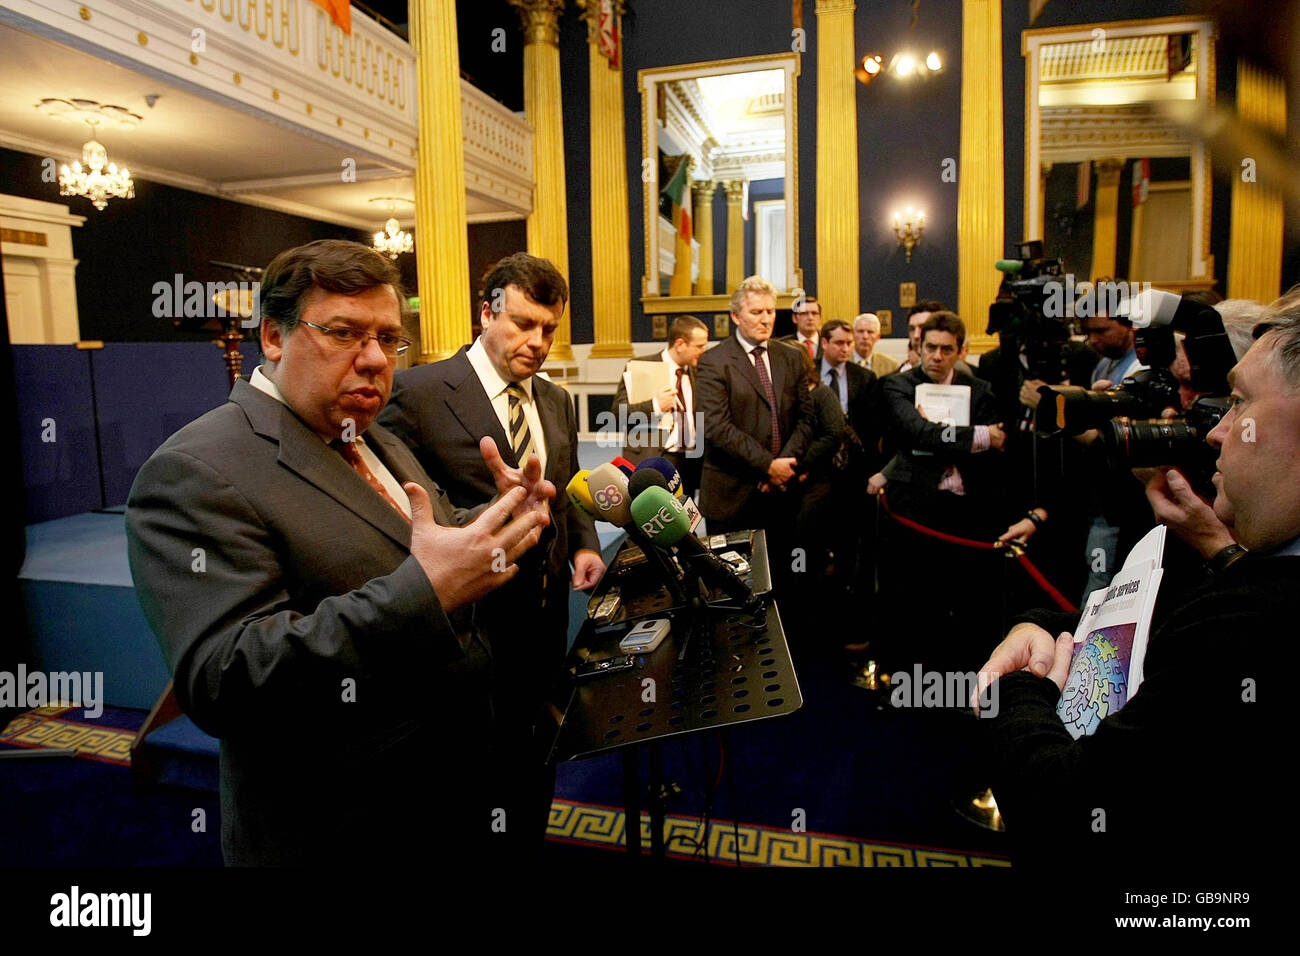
[373,219,413,260]
[59,121,134,212]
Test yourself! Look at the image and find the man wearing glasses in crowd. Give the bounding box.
[126,239,552,866]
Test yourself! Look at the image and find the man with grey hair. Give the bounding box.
[698,276,814,575]
[852,313,901,377]
[978,287,1300,875]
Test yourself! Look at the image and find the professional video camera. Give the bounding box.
[987,240,1075,384]
[1034,288,1237,493]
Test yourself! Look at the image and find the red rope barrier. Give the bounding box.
[877,490,1078,612]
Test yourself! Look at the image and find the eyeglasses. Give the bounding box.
[299,319,411,356]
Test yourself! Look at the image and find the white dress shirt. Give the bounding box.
[735,329,774,383]
[466,337,548,473]
[250,366,411,518]
[660,348,695,451]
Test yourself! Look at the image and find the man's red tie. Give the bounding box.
[805,339,815,360]
[336,439,410,522]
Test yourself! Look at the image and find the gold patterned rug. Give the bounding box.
[0,706,136,766]
[545,798,1010,867]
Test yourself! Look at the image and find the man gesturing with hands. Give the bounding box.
[127,241,549,866]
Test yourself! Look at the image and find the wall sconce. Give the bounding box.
[892,206,925,262]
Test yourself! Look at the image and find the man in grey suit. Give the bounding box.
[696,276,814,581]
[610,314,708,495]
[126,240,551,865]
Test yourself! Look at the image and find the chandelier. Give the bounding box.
[59,126,135,211]
[373,217,413,259]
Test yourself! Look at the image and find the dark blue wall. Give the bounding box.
[855,0,963,323]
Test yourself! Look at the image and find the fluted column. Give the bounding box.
[578,0,634,358]
[410,0,470,362]
[692,180,716,296]
[815,0,859,319]
[724,180,746,292]
[1228,61,1286,301]
[1090,158,1124,281]
[957,0,1005,349]
[510,0,573,361]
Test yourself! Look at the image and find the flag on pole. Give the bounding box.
[309,0,351,35]
[662,157,693,295]
[597,0,620,68]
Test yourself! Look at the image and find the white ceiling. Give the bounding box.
[0,21,502,230]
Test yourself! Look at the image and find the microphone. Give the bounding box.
[636,457,683,497]
[585,462,632,527]
[628,467,669,500]
[630,487,753,606]
[635,457,701,530]
[566,470,599,518]
[610,456,636,478]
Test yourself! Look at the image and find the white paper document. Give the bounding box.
[1056,525,1167,738]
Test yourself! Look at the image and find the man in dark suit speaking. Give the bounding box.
[125,240,551,865]
[610,314,708,495]
[378,252,602,853]
[696,276,813,578]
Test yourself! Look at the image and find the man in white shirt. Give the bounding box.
[611,314,709,494]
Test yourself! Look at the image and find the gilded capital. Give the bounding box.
[576,0,625,39]
[724,180,746,203]
[1094,157,1125,185]
[509,0,565,46]
[814,0,856,15]
[692,179,716,203]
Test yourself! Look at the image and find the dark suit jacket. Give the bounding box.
[125,380,491,865]
[696,335,815,523]
[822,360,882,477]
[779,333,822,364]
[378,347,600,668]
[611,352,698,465]
[989,553,1291,874]
[880,364,1000,501]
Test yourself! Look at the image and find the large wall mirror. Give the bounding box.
[639,53,801,315]
[1024,18,1216,292]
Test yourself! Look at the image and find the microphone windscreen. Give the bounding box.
[629,486,692,547]
[610,456,636,478]
[565,469,598,517]
[585,463,632,526]
[628,468,669,500]
[637,456,684,497]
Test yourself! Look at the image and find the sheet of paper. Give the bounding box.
[914,383,971,425]
[625,362,673,406]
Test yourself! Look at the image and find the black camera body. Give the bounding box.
[988,240,1075,385]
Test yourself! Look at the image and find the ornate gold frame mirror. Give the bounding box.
[638,52,801,315]
[1023,17,1216,292]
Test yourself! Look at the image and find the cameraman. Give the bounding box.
[975,302,1299,875]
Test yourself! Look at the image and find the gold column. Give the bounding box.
[692,180,716,296]
[579,0,634,359]
[668,157,695,296]
[410,0,470,362]
[511,0,574,361]
[815,0,859,320]
[724,180,746,292]
[957,0,1005,351]
[1090,158,1124,281]
[1228,61,1286,301]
